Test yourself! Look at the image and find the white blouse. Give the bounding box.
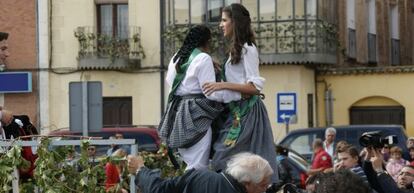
[224,43,265,92]
[166,52,241,103]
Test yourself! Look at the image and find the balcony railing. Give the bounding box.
[163,19,337,65]
[75,26,145,70]
[254,19,337,64]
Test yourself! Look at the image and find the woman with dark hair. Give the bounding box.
[202,3,279,182]
[158,25,240,170]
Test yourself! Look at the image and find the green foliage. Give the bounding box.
[0,145,24,192]
[28,139,108,193]
[140,143,186,178]
[0,139,184,193]
[74,29,146,63]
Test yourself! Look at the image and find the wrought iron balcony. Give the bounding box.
[163,19,337,66]
[74,26,145,70]
[255,19,337,65]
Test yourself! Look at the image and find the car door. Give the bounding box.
[282,132,323,161]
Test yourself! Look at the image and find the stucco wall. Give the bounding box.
[48,0,162,131]
[261,65,315,142]
[317,73,414,136]
[49,72,161,129]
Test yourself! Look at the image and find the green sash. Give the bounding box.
[221,61,259,147]
[168,48,202,103]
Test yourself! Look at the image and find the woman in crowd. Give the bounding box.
[158,25,240,170]
[386,146,409,181]
[105,149,128,193]
[203,3,278,182]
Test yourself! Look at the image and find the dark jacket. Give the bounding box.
[3,115,38,139]
[377,172,414,193]
[362,160,386,193]
[2,115,38,180]
[136,168,247,193]
[277,155,292,184]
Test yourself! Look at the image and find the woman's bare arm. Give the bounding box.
[202,82,259,96]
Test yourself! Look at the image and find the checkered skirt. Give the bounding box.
[158,94,224,149]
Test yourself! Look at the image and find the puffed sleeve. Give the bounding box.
[165,54,177,89]
[242,44,266,91]
[196,54,241,103]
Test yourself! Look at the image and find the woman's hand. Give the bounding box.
[203,82,226,95]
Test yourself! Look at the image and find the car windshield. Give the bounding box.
[288,151,310,170]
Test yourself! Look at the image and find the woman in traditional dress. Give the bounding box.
[203,3,279,183]
[158,25,240,170]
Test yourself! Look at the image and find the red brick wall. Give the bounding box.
[0,0,39,125]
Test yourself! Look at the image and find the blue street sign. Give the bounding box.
[0,72,32,93]
[277,93,297,123]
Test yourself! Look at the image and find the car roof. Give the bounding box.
[48,126,160,139]
[287,124,405,134]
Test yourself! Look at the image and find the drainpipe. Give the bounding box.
[37,0,50,134]
[317,79,333,126]
[325,89,333,126]
[159,0,165,115]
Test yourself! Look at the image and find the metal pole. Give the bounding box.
[160,0,166,116]
[12,168,19,193]
[82,81,88,136]
[285,120,289,134]
[129,144,139,193]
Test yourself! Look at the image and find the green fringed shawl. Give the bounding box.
[167,48,202,103]
[221,61,258,147]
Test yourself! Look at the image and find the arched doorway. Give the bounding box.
[349,96,405,127]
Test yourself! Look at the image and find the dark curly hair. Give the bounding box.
[222,3,256,64]
[315,170,371,193]
[173,25,211,73]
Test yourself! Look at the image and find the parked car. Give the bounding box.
[278,125,408,162]
[276,146,310,189]
[48,126,161,155]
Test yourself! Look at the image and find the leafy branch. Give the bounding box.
[0,138,184,193]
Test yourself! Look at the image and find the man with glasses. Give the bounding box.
[371,148,414,193]
[87,145,98,166]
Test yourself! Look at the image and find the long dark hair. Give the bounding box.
[173,25,211,72]
[0,32,9,41]
[222,3,256,64]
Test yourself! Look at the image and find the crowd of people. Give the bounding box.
[294,127,414,193]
